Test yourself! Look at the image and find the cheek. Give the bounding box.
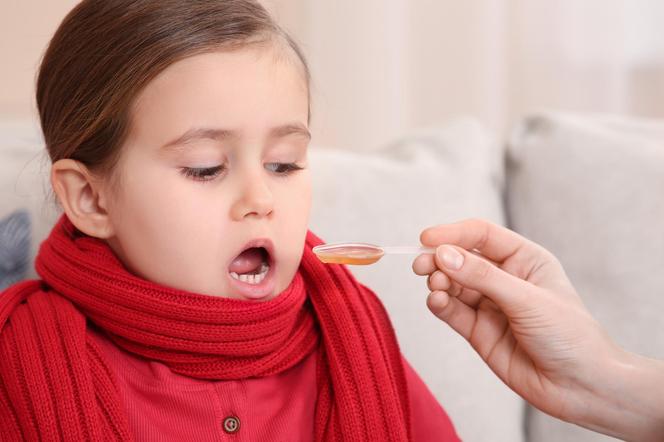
[276,173,311,235]
[276,173,312,265]
[107,169,236,290]
[286,171,312,217]
[110,169,228,255]
[119,173,189,228]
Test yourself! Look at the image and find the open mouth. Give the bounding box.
[227,240,277,299]
[228,246,271,285]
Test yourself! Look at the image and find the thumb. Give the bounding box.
[435,245,537,315]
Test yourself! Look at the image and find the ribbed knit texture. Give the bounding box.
[0,214,411,441]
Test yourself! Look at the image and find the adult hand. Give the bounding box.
[412,219,664,441]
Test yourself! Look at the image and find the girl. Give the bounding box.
[0,1,460,440]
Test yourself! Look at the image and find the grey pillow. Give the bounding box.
[0,209,31,290]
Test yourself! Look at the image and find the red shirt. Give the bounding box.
[90,327,460,441]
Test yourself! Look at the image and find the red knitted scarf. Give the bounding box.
[0,215,411,441]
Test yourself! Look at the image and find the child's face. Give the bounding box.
[104,44,311,301]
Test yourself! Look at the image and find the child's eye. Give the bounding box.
[180,165,225,182]
[180,163,303,182]
[266,162,304,175]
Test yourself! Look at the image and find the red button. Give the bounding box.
[223,416,240,434]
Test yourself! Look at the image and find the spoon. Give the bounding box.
[312,242,436,265]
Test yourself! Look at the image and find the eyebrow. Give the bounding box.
[160,123,311,150]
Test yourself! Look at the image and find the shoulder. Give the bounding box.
[402,355,461,442]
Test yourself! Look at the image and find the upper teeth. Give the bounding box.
[230,262,270,285]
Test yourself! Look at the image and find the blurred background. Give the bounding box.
[2,0,664,150]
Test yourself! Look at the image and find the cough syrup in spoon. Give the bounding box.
[312,243,435,265]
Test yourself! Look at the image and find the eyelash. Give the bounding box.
[180,163,304,182]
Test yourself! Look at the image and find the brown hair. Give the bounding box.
[37,0,310,182]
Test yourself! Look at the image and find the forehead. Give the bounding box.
[127,44,309,145]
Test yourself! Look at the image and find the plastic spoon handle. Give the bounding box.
[380,246,436,254]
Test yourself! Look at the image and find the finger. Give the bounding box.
[434,244,537,315]
[412,252,436,275]
[427,271,451,292]
[420,218,537,265]
[413,248,499,276]
[426,291,477,341]
[468,248,500,266]
[448,282,485,308]
[416,253,488,307]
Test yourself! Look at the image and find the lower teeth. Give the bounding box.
[230,263,269,285]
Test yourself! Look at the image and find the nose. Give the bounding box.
[230,171,274,221]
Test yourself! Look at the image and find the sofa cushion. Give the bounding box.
[0,209,31,290]
[0,120,62,280]
[506,111,664,441]
[309,118,525,442]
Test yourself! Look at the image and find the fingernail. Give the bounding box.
[438,246,464,270]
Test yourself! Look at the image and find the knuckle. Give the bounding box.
[465,217,486,228]
[469,258,493,281]
[464,218,490,249]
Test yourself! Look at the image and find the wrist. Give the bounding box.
[574,346,664,441]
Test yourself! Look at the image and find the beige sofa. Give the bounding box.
[2,111,662,441]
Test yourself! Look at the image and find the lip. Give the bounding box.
[226,238,277,301]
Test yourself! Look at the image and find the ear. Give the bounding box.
[50,159,115,239]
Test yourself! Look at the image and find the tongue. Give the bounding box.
[229,248,264,274]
